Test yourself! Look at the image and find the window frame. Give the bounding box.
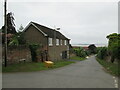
[64,40,67,45]
[56,39,59,46]
[60,39,62,45]
[48,38,53,46]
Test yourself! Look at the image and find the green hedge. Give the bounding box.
[97,47,108,60]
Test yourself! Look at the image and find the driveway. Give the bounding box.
[2,56,118,88]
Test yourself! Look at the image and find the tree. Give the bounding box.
[88,44,97,54]
[1,12,16,44]
[9,32,26,46]
[74,47,87,58]
[7,12,16,34]
[8,24,26,45]
[18,24,24,32]
[8,35,19,46]
[97,47,108,60]
[106,33,120,63]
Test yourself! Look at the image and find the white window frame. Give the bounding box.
[64,40,67,45]
[49,38,53,46]
[60,39,62,45]
[56,39,59,45]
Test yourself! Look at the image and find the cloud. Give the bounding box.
[1,1,118,45]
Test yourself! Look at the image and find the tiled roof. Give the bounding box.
[31,22,69,40]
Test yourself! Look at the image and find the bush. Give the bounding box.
[96,47,103,53]
[74,47,87,58]
[85,50,91,56]
[88,44,97,54]
[29,44,40,62]
[107,33,120,63]
[97,47,108,60]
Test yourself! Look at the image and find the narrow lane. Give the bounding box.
[3,56,116,88]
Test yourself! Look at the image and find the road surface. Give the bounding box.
[2,56,118,88]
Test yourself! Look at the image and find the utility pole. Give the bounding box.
[4,0,7,67]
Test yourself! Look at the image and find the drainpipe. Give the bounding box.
[46,36,49,61]
[68,39,71,59]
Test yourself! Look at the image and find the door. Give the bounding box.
[62,51,67,59]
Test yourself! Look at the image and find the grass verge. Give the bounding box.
[2,60,75,73]
[70,56,86,61]
[96,57,120,76]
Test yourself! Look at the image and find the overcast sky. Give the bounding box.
[0,0,118,45]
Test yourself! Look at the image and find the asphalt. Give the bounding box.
[2,56,117,88]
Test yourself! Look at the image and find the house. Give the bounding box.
[23,22,70,61]
[83,46,89,50]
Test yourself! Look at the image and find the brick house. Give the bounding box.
[23,22,70,61]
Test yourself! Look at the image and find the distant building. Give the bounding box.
[23,22,70,61]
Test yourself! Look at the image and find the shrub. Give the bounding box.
[97,47,108,60]
[85,50,91,56]
[29,44,40,62]
[107,33,120,63]
[88,44,97,54]
[74,47,87,58]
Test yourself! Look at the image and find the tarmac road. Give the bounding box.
[2,56,118,88]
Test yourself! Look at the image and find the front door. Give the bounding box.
[62,51,67,59]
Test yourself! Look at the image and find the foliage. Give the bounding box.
[16,32,26,44]
[18,24,24,32]
[2,12,16,34]
[8,32,26,46]
[1,12,16,44]
[96,47,103,53]
[8,35,19,46]
[96,58,120,76]
[29,44,40,62]
[85,50,91,56]
[74,47,87,58]
[8,25,26,45]
[7,12,16,34]
[88,44,97,54]
[97,47,108,60]
[106,33,120,63]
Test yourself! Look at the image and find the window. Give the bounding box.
[64,40,67,45]
[56,39,59,45]
[60,40,62,45]
[49,38,53,46]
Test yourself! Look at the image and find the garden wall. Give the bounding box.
[2,45,32,65]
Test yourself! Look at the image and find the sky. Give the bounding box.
[0,0,118,45]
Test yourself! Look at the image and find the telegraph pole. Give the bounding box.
[4,0,7,67]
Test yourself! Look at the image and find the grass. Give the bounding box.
[2,60,75,73]
[96,57,120,76]
[70,56,86,61]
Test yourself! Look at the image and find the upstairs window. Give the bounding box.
[60,40,62,45]
[64,40,67,45]
[49,38,53,46]
[56,39,59,45]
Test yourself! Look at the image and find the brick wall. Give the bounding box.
[2,45,31,65]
